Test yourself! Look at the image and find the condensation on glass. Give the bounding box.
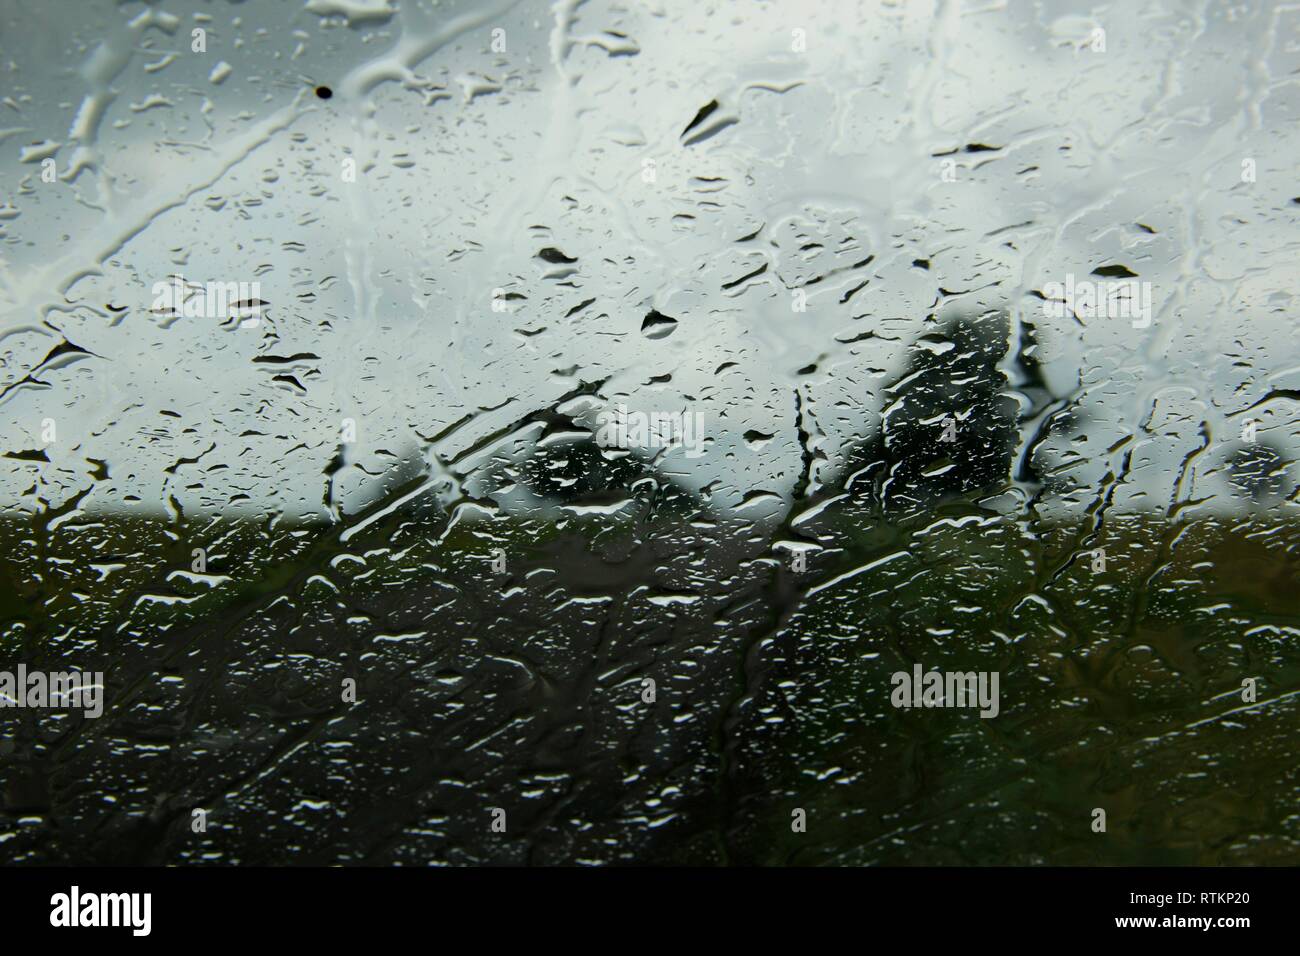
[1,0,1298,864]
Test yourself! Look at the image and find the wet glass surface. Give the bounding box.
[1,0,1299,864]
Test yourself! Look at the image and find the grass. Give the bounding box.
[2,474,1299,864]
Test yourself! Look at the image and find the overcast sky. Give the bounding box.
[1,0,1297,526]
